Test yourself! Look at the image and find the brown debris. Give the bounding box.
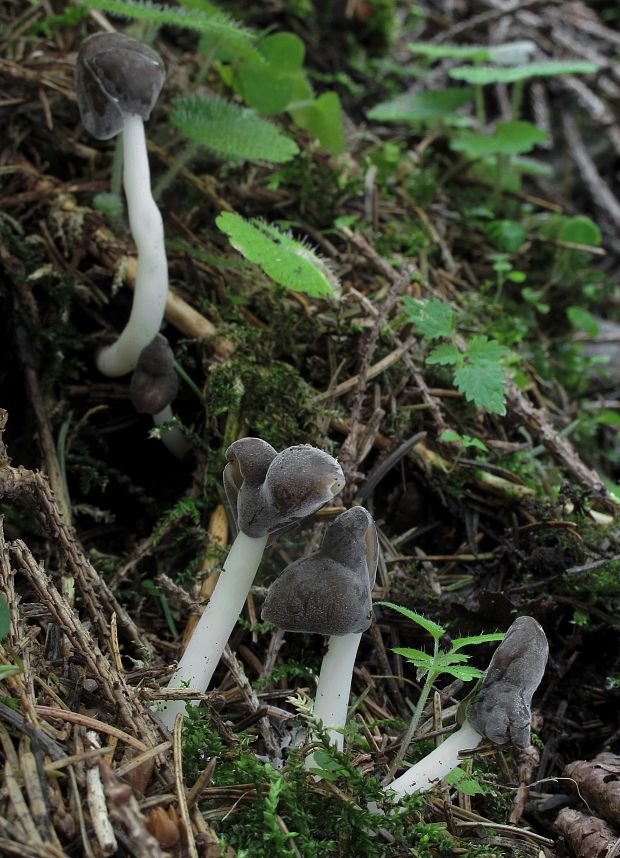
[555,807,619,858]
[564,753,620,828]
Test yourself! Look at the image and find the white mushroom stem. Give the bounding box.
[383,720,483,801]
[153,405,190,459]
[96,113,168,377]
[305,631,362,769]
[157,532,268,730]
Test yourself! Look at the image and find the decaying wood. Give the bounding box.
[555,807,619,858]
[564,753,620,828]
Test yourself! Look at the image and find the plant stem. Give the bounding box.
[383,720,482,800]
[305,631,362,768]
[97,114,168,377]
[156,531,268,730]
[511,80,524,120]
[154,139,202,201]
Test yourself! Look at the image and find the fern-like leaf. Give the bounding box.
[79,0,259,61]
[170,93,298,163]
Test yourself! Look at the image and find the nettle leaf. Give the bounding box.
[427,342,460,366]
[450,60,598,85]
[170,94,298,163]
[392,648,434,669]
[451,121,548,157]
[367,88,474,126]
[450,632,504,652]
[444,665,484,681]
[466,335,509,365]
[80,0,259,62]
[216,213,339,297]
[403,297,456,340]
[454,362,507,415]
[378,601,445,640]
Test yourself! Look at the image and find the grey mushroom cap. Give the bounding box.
[466,616,549,748]
[261,506,378,635]
[130,334,179,415]
[223,439,345,538]
[76,33,165,140]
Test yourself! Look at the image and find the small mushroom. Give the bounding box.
[262,507,378,756]
[75,33,168,378]
[157,439,345,729]
[130,334,179,415]
[130,335,188,459]
[384,616,549,800]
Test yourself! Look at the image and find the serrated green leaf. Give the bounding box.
[437,652,471,666]
[377,601,445,639]
[215,213,338,297]
[444,665,484,681]
[450,60,598,85]
[391,647,434,667]
[367,88,474,125]
[454,362,507,415]
[466,335,509,365]
[450,632,505,652]
[403,297,456,340]
[79,0,259,62]
[451,121,548,157]
[170,94,298,163]
[0,597,9,641]
[427,342,460,366]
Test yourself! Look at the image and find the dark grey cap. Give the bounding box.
[76,32,165,140]
[130,334,179,415]
[261,507,378,635]
[466,616,549,748]
[224,439,345,538]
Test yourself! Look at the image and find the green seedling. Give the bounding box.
[378,601,504,778]
[404,296,509,414]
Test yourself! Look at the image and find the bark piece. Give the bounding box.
[555,807,619,858]
[564,753,620,828]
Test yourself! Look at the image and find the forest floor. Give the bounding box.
[0,0,620,856]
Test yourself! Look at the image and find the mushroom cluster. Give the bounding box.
[157,438,346,729]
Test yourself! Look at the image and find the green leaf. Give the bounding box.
[377,601,445,640]
[450,60,598,85]
[485,219,526,253]
[407,42,491,61]
[0,596,9,641]
[567,306,599,336]
[238,33,306,115]
[216,213,339,297]
[450,632,504,652]
[466,335,509,365]
[170,94,298,163]
[367,88,474,125]
[454,362,507,415]
[79,0,260,62]
[391,647,434,668]
[558,216,601,247]
[444,665,484,681]
[444,767,487,795]
[427,342,460,366]
[291,91,346,155]
[403,297,456,340]
[451,121,548,157]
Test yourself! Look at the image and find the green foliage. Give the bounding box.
[170,94,299,163]
[450,60,598,85]
[440,430,488,453]
[444,767,487,796]
[0,597,10,641]
[216,213,339,297]
[381,601,504,684]
[182,706,225,783]
[367,88,474,127]
[79,0,259,61]
[451,121,548,157]
[404,297,509,415]
[567,306,599,336]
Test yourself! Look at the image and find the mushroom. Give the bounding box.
[75,33,167,378]
[261,506,378,759]
[156,438,345,729]
[384,616,548,800]
[130,334,189,458]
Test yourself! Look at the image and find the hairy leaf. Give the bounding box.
[450,60,598,85]
[403,297,456,340]
[378,601,445,639]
